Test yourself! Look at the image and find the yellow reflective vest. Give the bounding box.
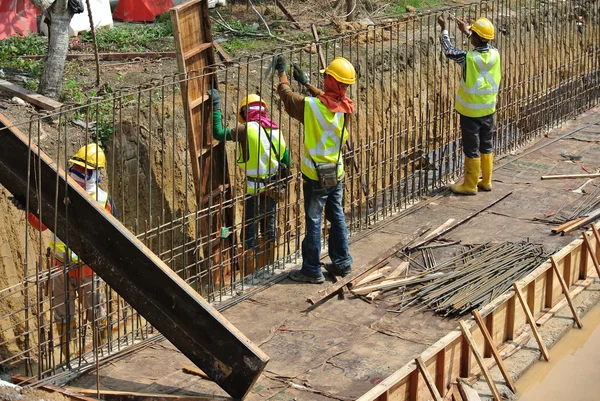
[49,189,109,264]
[455,48,501,118]
[301,97,348,181]
[238,121,287,194]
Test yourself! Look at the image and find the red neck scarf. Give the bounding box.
[245,103,279,129]
[317,74,355,114]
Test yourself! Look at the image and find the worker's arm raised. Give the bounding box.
[438,15,467,67]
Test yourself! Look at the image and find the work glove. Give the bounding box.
[273,55,288,74]
[8,195,26,211]
[207,88,221,110]
[292,64,309,85]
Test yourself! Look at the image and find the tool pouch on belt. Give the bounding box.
[311,114,346,190]
[314,162,339,189]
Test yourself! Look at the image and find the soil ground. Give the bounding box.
[66,108,600,400]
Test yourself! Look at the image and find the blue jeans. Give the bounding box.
[244,193,276,249]
[301,179,352,278]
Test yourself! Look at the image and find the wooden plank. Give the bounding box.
[472,310,516,392]
[541,173,600,179]
[311,24,326,69]
[458,321,502,401]
[212,41,232,63]
[181,363,211,380]
[22,52,177,60]
[406,192,513,252]
[457,380,482,401]
[582,231,600,277]
[0,114,267,399]
[551,217,586,234]
[275,0,305,30]
[67,387,230,401]
[536,277,593,326]
[435,350,446,395]
[387,261,410,279]
[351,273,444,295]
[309,237,409,304]
[422,219,456,241]
[415,356,443,401]
[13,376,98,401]
[550,257,583,328]
[0,79,63,111]
[183,42,213,60]
[513,283,550,361]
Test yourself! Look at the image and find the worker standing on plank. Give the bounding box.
[438,15,501,195]
[274,55,355,284]
[207,89,291,274]
[9,143,117,361]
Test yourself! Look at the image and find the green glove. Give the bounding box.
[273,55,288,74]
[207,88,221,110]
[292,64,309,85]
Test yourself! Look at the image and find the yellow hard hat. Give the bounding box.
[471,17,495,41]
[69,143,106,169]
[320,57,356,85]
[238,94,267,124]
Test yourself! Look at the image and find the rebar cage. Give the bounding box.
[0,0,599,385]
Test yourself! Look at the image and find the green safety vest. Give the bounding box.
[49,189,109,263]
[302,97,348,181]
[237,121,287,194]
[455,48,501,118]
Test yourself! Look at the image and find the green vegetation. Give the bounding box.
[392,0,443,14]
[81,17,174,52]
[0,34,45,81]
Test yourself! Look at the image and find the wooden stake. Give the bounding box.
[275,0,305,31]
[550,257,583,328]
[310,24,326,69]
[582,231,600,277]
[471,310,517,392]
[415,356,443,401]
[512,283,550,361]
[458,321,502,401]
[541,173,600,180]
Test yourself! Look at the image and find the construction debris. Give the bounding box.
[405,192,513,252]
[543,183,600,233]
[541,173,600,180]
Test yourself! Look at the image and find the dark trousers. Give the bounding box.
[460,113,495,158]
[244,193,276,249]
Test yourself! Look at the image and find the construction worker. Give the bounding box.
[207,89,291,274]
[274,56,355,283]
[9,143,117,360]
[438,15,501,195]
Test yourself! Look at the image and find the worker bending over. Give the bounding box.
[10,144,117,361]
[208,89,291,274]
[275,56,355,283]
[439,15,501,195]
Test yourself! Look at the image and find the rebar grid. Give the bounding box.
[0,0,599,384]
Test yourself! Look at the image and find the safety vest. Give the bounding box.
[455,48,501,118]
[302,97,348,181]
[238,122,287,194]
[49,189,109,271]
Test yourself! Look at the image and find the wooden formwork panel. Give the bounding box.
[170,0,234,285]
[357,232,599,401]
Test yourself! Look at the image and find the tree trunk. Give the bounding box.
[346,0,356,22]
[38,0,73,99]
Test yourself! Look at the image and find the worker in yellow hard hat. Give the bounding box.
[207,89,291,275]
[274,55,355,283]
[438,15,501,195]
[9,143,117,362]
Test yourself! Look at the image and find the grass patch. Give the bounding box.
[0,34,46,81]
[81,17,174,52]
[391,0,442,14]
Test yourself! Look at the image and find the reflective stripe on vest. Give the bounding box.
[455,49,501,118]
[237,122,287,194]
[302,97,347,181]
[49,189,109,263]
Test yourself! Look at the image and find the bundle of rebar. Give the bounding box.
[394,242,547,316]
[546,184,600,224]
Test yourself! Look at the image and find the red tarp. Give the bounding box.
[0,0,40,40]
[112,0,173,22]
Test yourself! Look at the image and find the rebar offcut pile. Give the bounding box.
[392,242,548,316]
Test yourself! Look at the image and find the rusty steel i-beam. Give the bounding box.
[0,114,269,399]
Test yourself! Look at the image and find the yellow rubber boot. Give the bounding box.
[478,153,493,191]
[451,157,480,195]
